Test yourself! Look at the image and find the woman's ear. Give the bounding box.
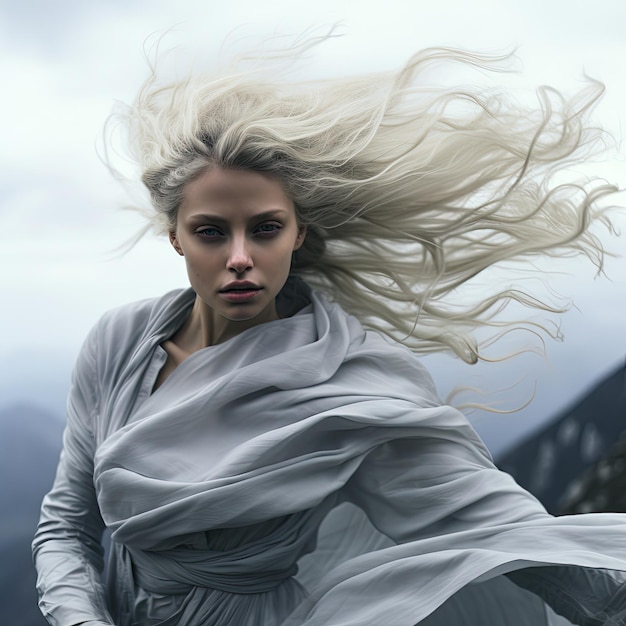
[294,225,307,251]
[169,230,184,256]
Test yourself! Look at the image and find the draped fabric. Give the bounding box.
[33,279,626,626]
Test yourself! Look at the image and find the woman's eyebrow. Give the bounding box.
[186,210,289,224]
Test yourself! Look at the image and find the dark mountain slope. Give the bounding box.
[498,361,626,513]
[0,404,64,626]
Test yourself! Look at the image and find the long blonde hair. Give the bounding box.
[110,36,619,363]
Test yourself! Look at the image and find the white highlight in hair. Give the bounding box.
[108,36,620,363]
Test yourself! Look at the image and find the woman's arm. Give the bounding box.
[32,326,115,626]
[346,434,547,542]
[345,431,626,625]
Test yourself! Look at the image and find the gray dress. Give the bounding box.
[33,280,626,625]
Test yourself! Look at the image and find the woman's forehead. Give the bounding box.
[179,168,295,220]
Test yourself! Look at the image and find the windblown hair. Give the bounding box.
[111,38,619,363]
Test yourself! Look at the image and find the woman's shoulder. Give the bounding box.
[309,287,443,405]
[91,288,193,347]
[361,329,442,402]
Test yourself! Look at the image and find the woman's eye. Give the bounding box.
[254,223,281,237]
[196,227,223,239]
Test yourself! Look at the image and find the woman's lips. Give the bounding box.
[219,288,262,303]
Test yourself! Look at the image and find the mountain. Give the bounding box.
[559,434,626,514]
[0,404,64,626]
[498,360,626,513]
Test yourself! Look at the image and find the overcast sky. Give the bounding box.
[1,0,625,452]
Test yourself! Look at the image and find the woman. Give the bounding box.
[33,39,626,625]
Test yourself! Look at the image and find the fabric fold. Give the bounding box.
[34,277,626,625]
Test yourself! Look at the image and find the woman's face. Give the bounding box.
[170,167,306,330]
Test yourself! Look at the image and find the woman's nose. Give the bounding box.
[227,236,253,274]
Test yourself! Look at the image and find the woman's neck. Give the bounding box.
[175,295,280,351]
